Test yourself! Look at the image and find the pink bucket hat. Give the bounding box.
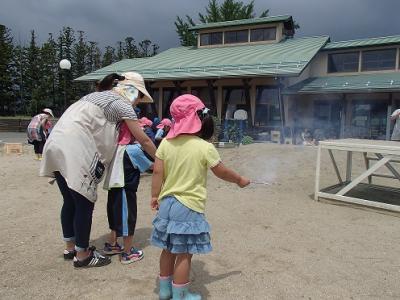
[166,94,206,139]
[156,118,172,129]
[139,117,153,127]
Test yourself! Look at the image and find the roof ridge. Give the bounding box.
[327,34,400,45]
[191,14,292,27]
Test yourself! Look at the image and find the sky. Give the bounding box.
[1,0,400,51]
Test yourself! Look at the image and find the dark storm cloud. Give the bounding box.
[2,0,400,50]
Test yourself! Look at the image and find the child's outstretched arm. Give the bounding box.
[211,162,250,188]
[151,158,164,210]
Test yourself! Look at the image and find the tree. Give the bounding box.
[26,30,40,114]
[124,37,138,58]
[116,41,124,60]
[1,24,160,116]
[102,46,115,67]
[36,34,58,112]
[73,30,89,99]
[0,24,14,115]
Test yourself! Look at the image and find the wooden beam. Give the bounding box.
[242,78,253,126]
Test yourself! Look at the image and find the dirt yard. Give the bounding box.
[1,137,400,299]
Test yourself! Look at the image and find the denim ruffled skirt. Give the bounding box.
[151,196,212,254]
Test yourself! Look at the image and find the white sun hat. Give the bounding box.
[42,108,54,117]
[119,72,153,103]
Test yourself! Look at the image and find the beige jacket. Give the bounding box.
[40,101,118,203]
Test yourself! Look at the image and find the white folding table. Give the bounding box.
[315,139,400,212]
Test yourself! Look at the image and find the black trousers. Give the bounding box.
[107,151,140,237]
[54,171,94,251]
[32,140,45,154]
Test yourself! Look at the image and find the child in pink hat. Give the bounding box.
[154,118,172,147]
[139,117,156,143]
[150,94,250,299]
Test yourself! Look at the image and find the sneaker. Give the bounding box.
[120,247,144,265]
[73,247,111,268]
[63,249,76,260]
[103,242,124,255]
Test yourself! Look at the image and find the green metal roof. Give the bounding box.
[75,35,329,82]
[323,35,400,50]
[282,72,400,94]
[188,15,292,31]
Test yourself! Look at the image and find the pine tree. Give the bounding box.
[57,31,65,112]
[0,24,14,115]
[116,41,124,60]
[26,30,40,114]
[102,46,115,67]
[36,34,58,111]
[152,43,159,56]
[124,37,138,58]
[11,44,26,114]
[73,30,88,99]
[139,39,152,57]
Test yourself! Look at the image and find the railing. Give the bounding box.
[0,118,31,132]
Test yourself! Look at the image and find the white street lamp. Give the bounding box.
[59,59,71,111]
[59,59,71,70]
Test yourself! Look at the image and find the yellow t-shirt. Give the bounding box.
[156,135,221,213]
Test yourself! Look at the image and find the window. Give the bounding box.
[200,32,223,46]
[361,49,396,71]
[250,27,276,42]
[328,52,359,73]
[351,102,388,139]
[224,30,248,44]
[255,86,280,126]
[223,87,247,119]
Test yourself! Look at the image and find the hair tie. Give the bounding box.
[202,107,210,115]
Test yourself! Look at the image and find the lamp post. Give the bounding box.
[59,59,71,112]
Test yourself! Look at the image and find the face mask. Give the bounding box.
[117,84,139,104]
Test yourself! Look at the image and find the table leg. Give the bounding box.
[346,151,353,182]
[314,145,322,201]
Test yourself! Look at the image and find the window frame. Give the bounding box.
[250,27,277,42]
[199,31,223,46]
[224,29,249,44]
[327,51,360,73]
[361,48,397,71]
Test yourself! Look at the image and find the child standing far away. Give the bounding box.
[150,94,250,300]
[154,118,172,147]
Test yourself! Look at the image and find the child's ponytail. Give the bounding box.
[197,108,214,140]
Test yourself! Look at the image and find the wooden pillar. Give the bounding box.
[277,78,285,140]
[242,78,253,126]
[217,85,222,120]
[145,82,157,119]
[250,83,256,126]
[207,79,217,116]
[340,94,346,138]
[158,87,163,119]
[345,96,352,129]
